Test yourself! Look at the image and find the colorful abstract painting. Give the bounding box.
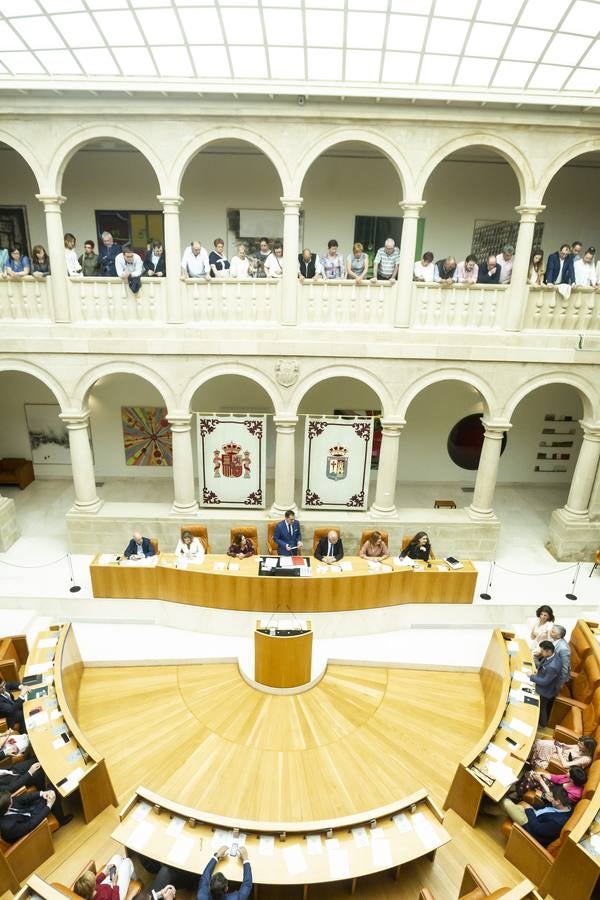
[121,406,172,467]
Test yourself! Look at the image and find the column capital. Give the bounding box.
[167,411,193,430]
[399,200,426,217]
[273,414,299,429]
[59,410,90,429]
[481,419,511,437]
[36,194,66,210]
[157,195,183,210]
[515,204,545,221]
[280,197,303,211]
[580,420,600,441]
[380,417,406,434]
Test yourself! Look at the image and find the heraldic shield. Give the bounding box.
[326,445,348,481]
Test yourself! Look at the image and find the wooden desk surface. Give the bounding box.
[90,553,477,612]
[112,791,450,886]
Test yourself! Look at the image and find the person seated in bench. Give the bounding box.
[0,677,27,732]
[136,855,198,900]
[0,759,52,795]
[0,730,29,759]
[199,844,252,900]
[315,530,344,563]
[509,765,587,805]
[74,854,135,900]
[273,510,303,556]
[529,734,596,771]
[359,531,389,560]
[0,787,72,842]
[227,534,255,559]
[400,531,432,562]
[174,530,205,562]
[124,532,155,560]
[501,782,572,847]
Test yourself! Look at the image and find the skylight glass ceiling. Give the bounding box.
[0,0,598,103]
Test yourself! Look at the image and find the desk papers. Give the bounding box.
[328,848,350,879]
[166,816,186,837]
[393,813,412,834]
[283,844,307,875]
[511,718,534,737]
[98,554,116,566]
[27,662,53,675]
[37,637,59,649]
[132,802,151,821]
[352,826,369,848]
[259,835,274,856]
[129,821,155,850]
[411,813,438,848]
[306,834,323,855]
[485,743,507,762]
[371,838,392,868]
[339,561,352,571]
[167,836,194,866]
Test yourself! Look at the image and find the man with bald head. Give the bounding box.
[372,238,400,283]
[314,529,344,563]
[123,531,155,560]
[181,240,210,278]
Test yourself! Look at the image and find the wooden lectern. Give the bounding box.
[254,620,313,689]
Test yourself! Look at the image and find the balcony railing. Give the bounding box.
[2,275,600,334]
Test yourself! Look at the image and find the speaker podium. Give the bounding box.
[254,620,313,689]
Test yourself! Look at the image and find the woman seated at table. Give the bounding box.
[530,604,555,645]
[174,530,205,562]
[529,734,596,771]
[400,531,432,562]
[75,854,135,900]
[359,531,389,560]
[227,533,255,559]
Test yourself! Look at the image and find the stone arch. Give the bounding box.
[398,369,496,420]
[0,131,44,193]
[417,133,532,204]
[182,363,281,413]
[172,128,289,197]
[74,361,174,411]
[46,125,167,197]
[294,128,412,198]
[537,139,600,204]
[0,358,69,410]
[290,365,393,418]
[503,372,598,422]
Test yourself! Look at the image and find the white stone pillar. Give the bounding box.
[280,197,302,326]
[0,494,20,551]
[369,418,405,518]
[60,411,102,512]
[563,422,600,519]
[468,421,511,519]
[157,195,183,323]
[504,204,545,331]
[168,412,198,514]
[270,414,298,516]
[589,451,600,520]
[36,194,70,322]
[395,200,426,327]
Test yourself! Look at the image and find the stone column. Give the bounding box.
[280,197,303,326]
[589,452,600,520]
[59,411,102,512]
[270,414,298,516]
[369,418,405,518]
[395,200,426,327]
[168,412,198,514]
[563,422,600,519]
[36,194,70,322]
[0,493,20,551]
[157,195,183,323]
[468,421,511,519]
[504,204,545,331]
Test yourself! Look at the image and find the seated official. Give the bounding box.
[74,854,135,900]
[400,531,432,562]
[0,677,27,732]
[174,530,204,562]
[123,532,155,560]
[0,730,29,759]
[359,531,389,560]
[273,510,303,556]
[315,530,344,563]
[227,534,255,559]
[199,845,252,900]
[501,782,572,848]
[0,759,47,794]
[0,788,72,843]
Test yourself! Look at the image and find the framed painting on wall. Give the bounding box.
[121,406,172,466]
[24,403,71,465]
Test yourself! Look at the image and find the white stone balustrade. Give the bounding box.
[298,279,395,326]
[183,278,281,323]
[0,276,53,321]
[523,286,600,331]
[67,277,167,322]
[411,283,505,329]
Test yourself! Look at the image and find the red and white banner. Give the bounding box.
[197,414,266,508]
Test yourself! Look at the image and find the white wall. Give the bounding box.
[0,149,46,252]
[0,373,68,478]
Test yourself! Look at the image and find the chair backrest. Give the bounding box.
[181,525,210,553]
[584,759,600,799]
[149,537,159,556]
[547,797,589,857]
[229,526,259,556]
[312,527,342,555]
[401,533,436,559]
[267,521,278,555]
[570,625,592,672]
[357,530,389,554]
[572,654,600,704]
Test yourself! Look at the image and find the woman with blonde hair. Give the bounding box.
[359,531,389,560]
[346,242,368,282]
[74,855,134,900]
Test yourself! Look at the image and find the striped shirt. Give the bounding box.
[374,246,400,279]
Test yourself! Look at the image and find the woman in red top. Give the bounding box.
[74,855,134,900]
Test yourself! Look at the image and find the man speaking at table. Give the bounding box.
[273,510,303,556]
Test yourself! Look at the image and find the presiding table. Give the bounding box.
[90,553,477,612]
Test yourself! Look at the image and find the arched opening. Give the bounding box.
[422,146,522,273]
[541,151,600,262]
[300,142,404,273]
[180,140,284,267]
[0,142,43,259]
[61,138,162,262]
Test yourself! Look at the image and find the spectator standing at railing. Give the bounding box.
[230,243,253,279]
[456,254,479,284]
[298,248,323,281]
[79,240,100,277]
[527,248,544,285]
[413,251,435,282]
[4,245,30,279]
[496,244,514,283]
[64,233,82,276]
[477,255,501,284]
[143,241,166,278]
[254,237,271,278]
[181,241,210,279]
[346,242,368,282]
[264,242,283,278]
[31,245,50,277]
[544,244,575,286]
[433,256,457,284]
[574,247,597,287]
[372,238,400,283]
[321,239,345,280]
[99,231,120,277]
[0,247,7,274]
[571,240,583,261]
[115,247,143,295]
[209,238,231,279]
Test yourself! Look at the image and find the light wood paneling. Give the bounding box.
[254,628,313,688]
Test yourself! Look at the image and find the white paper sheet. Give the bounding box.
[508,689,524,703]
[507,640,520,652]
[129,821,155,849]
[339,561,352,571]
[369,827,385,840]
[393,813,412,834]
[98,553,116,565]
[26,711,49,728]
[280,557,293,568]
[133,802,151,821]
[259,835,274,856]
[167,836,194,865]
[352,826,368,848]
[512,671,529,683]
[53,737,68,750]
[212,828,233,848]
[50,709,62,720]
[511,718,534,737]
[324,837,340,851]
[306,834,323,855]
[26,662,53,675]
[485,743,507,762]
[328,848,350,879]
[411,813,438,848]
[283,844,307,875]
[37,637,59,649]
[213,562,226,571]
[371,839,392,868]
[166,816,186,836]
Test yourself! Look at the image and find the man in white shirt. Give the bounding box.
[496,244,514,284]
[181,241,210,278]
[413,251,435,282]
[115,247,143,294]
[574,248,597,287]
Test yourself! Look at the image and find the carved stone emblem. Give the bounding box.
[275,358,299,387]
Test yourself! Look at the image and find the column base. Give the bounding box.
[467,505,498,521]
[547,507,600,561]
[72,498,104,514]
[171,501,199,515]
[269,503,298,519]
[369,505,398,520]
[0,497,20,551]
[559,505,591,523]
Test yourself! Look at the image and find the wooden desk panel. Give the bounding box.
[254,629,313,688]
[90,554,477,612]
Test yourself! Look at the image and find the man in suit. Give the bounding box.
[477,255,501,284]
[198,845,252,900]
[544,244,575,285]
[314,530,344,563]
[0,787,72,843]
[273,510,303,556]
[143,241,166,278]
[530,639,563,726]
[124,532,156,559]
[0,678,26,732]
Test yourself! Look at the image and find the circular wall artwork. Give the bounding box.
[447,413,507,470]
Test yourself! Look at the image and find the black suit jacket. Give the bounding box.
[124,537,155,558]
[314,537,344,561]
[477,264,501,284]
[142,250,166,277]
[0,792,51,844]
[0,683,25,730]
